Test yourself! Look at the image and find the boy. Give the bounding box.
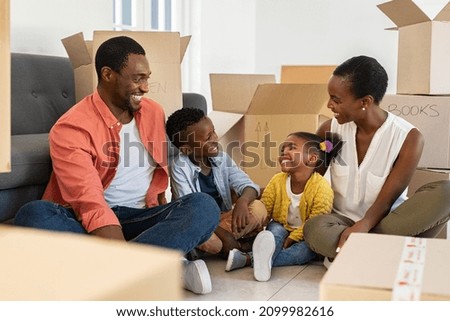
[166,108,267,262]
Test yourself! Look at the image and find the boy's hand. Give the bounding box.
[231,187,258,233]
[231,199,250,233]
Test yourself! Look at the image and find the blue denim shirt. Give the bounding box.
[169,152,260,212]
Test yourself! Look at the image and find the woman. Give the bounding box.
[304,55,450,260]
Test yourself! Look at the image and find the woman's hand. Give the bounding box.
[338,219,371,249]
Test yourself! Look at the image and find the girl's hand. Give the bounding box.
[283,237,296,249]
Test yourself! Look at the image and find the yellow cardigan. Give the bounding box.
[261,172,333,242]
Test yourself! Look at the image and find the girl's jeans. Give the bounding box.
[266,221,317,267]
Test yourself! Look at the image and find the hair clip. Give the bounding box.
[319,140,333,153]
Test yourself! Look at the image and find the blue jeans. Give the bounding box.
[266,221,317,267]
[14,192,220,254]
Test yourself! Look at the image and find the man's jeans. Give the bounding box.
[266,221,317,267]
[15,192,220,254]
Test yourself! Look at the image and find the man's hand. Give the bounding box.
[158,192,167,205]
[90,225,126,241]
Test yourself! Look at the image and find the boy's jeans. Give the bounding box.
[266,221,317,267]
[15,192,220,254]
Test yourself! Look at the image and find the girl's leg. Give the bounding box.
[372,180,450,236]
[265,221,289,261]
[272,241,317,267]
[303,213,354,259]
[252,221,286,281]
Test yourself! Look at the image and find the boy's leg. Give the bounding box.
[14,200,87,234]
[121,193,220,254]
[220,200,268,241]
[303,213,354,259]
[196,232,223,255]
[371,180,450,236]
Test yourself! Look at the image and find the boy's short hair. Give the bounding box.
[166,107,206,148]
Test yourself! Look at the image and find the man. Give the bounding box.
[15,36,220,295]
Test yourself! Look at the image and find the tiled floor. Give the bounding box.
[182,256,326,301]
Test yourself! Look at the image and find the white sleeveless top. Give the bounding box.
[104,118,156,208]
[330,112,415,222]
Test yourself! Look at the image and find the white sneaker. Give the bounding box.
[252,231,275,282]
[183,259,212,294]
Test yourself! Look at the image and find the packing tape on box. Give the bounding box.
[391,237,427,301]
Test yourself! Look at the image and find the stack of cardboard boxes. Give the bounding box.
[377,0,450,198]
[320,0,450,301]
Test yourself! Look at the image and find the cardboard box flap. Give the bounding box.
[280,65,336,84]
[210,74,276,114]
[93,31,181,64]
[246,84,328,115]
[435,2,450,22]
[377,0,430,28]
[208,110,243,140]
[180,35,191,62]
[61,32,92,68]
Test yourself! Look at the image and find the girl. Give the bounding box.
[226,131,342,281]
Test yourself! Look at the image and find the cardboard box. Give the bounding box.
[0,225,181,300]
[378,0,450,95]
[280,65,336,119]
[209,74,329,186]
[0,0,10,173]
[62,31,191,117]
[381,94,450,168]
[320,233,450,300]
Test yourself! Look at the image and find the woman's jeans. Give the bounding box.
[304,180,450,259]
[14,192,220,254]
[266,221,317,267]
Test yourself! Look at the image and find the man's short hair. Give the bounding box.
[95,36,146,81]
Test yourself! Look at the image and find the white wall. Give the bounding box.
[11,0,113,56]
[10,0,448,108]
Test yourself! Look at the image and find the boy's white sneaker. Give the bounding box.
[183,259,212,294]
[252,230,275,282]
